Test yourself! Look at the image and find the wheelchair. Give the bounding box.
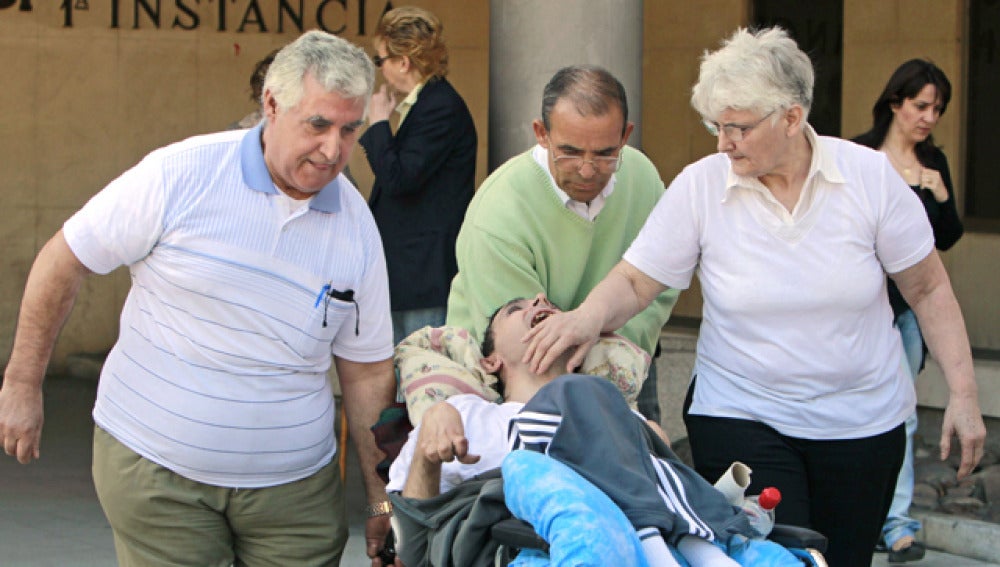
[379,465,828,566]
[375,326,829,566]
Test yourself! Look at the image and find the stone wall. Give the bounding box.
[2,1,998,380]
[0,0,489,374]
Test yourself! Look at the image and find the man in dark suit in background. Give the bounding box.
[360,5,477,344]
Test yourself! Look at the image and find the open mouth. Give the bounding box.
[530,310,552,328]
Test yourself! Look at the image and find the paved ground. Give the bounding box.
[1,375,996,566]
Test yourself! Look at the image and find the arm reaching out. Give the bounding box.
[522,260,667,374]
[0,230,91,464]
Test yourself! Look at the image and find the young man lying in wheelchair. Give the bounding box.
[379,294,824,566]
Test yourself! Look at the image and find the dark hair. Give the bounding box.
[481,298,525,359]
[853,59,951,165]
[541,65,629,136]
[251,49,279,104]
[480,300,520,398]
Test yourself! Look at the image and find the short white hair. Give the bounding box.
[263,30,375,112]
[691,27,813,121]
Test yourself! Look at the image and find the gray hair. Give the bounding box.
[541,65,629,135]
[691,27,813,122]
[263,30,375,112]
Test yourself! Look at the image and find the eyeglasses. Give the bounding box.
[551,147,623,174]
[372,53,395,68]
[702,110,775,142]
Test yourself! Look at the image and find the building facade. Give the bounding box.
[1,0,996,382]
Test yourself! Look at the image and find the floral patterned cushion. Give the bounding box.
[395,325,651,425]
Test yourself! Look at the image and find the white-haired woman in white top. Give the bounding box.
[522,26,985,567]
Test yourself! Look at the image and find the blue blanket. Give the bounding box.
[503,450,649,566]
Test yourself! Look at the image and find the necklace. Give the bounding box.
[883,148,920,180]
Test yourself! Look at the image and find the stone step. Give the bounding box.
[915,510,1000,564]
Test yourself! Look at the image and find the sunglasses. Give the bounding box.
[372,53,395,68]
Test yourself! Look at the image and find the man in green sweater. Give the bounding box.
[446,65,678,421]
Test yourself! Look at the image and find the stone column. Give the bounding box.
[489,0,644,170]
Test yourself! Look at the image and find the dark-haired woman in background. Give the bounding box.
[229,49,279,130]
[853,58,964,564]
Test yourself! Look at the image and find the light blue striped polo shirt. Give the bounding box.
[63,123,393,487]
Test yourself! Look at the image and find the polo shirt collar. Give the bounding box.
[803,123,846,185]
[239,121,343,213]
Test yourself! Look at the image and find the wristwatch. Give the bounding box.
[366,501,393,517]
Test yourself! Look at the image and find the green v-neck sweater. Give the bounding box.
[446,146,679,356]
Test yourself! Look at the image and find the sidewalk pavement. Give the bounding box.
[1,374,997,566]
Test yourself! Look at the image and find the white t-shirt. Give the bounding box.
[624,127,932,439]
[386,395,524,494]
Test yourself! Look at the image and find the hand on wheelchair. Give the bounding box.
[372,529,401,566]
[366,514,396,567]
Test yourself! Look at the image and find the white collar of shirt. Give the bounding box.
[395,80,426,127]
[721,123,845,222]
[272,186,313,220]
[531,144,617,222]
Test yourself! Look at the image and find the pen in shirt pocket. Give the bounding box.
[314,282,360,335]
[315,283,331,308]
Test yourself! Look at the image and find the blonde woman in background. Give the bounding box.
[359,6,477,344]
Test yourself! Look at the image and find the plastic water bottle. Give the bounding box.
[741,487,782,538]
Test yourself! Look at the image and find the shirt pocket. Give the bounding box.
[291,294,354,361]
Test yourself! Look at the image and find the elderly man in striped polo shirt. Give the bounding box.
[0,31,396,566]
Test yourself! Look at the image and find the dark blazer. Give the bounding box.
[360,77,477,311]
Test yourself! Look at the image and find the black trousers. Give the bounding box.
[683,379,904,567]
